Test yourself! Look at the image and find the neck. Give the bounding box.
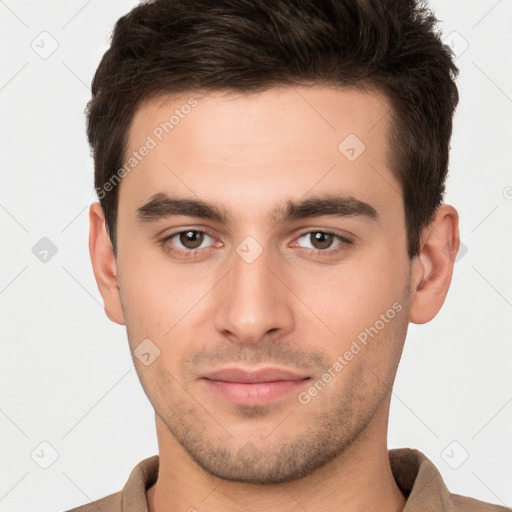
[147,402,406,512]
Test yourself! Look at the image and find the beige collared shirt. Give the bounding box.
[65,448,510,511]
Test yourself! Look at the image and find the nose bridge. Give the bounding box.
[213,239,294,343]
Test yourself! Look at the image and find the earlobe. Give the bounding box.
[89,202,125,325]
[409,205,460,324]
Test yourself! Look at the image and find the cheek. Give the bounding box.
[295,249,408,336]
[119,254,204,322]
[117,254,221,376]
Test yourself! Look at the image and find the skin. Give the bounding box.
[89,85,459,512]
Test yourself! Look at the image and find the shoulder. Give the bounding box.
[64,490,122,512]
[62,455,158,512]
[450,493,511,512]
[389,448,510,512]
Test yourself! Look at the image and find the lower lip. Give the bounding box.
[201,378,310,406]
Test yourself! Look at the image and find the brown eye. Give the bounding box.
[178,230,205,249]
[160,229,218,258]
[309,232,335,250]
[295,230,352,255]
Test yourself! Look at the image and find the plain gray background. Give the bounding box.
[1,1,511,511]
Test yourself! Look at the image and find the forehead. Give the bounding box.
[119,85,399,224]
[128,85,391,155]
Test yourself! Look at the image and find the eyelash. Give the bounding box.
[159,229,353,259]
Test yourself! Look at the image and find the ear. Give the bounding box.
[409,204,460,324]
[89,202,125,325]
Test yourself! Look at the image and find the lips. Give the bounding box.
[200,367,311,406]
[201,367,309,383]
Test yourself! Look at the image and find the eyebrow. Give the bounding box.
[136,192,378,225]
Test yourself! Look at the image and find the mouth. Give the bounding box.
[199,367,311,406]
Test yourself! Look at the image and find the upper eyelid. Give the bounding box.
[296,228,351,240]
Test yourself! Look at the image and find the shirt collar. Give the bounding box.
[121,448,453,512]
[389,448,453,511]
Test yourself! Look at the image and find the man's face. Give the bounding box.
[115,86,413,483]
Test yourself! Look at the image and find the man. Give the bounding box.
[67,0,510,511]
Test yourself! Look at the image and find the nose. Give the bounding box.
[213,241,295,345]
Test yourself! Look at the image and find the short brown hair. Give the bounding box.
[87,0,459,258]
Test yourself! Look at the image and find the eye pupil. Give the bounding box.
[180,230,204,249]
[311,232,334,250]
